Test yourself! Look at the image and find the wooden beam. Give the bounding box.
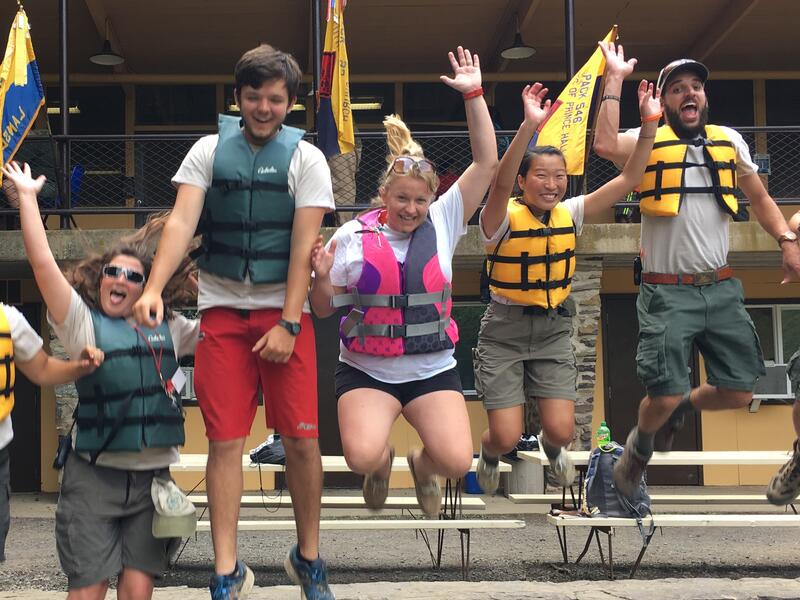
[685,0,760,61]
[83,0,129,74]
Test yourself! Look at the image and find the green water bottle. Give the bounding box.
[595,421,611,448]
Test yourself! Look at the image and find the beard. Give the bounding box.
[664,102,710,139]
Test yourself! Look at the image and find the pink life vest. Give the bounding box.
[333,208,458,356]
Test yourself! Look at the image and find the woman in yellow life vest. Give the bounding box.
[473,79,662,493]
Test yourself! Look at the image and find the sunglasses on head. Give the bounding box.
[102,264,146,285]
[391,156,436,176]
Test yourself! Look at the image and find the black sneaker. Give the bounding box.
[613,429,650,501]
[767,439,800,506]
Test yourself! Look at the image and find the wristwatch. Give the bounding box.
[277,319,302,336]
[777,231,798,247]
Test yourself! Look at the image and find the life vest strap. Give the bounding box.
[488,276,572,291]
[508,225,574,239]
[639,185,737,199]
[344,317,452,340]
[210,178,289,193]
[78,384,165,405]
[206,240,290,261]
[489,248,575,266]
[332,286,451,309]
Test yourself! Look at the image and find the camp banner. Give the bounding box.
[0,8,45,168]
[317,0,355,159]
[533,27,615,175]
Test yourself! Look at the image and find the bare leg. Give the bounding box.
[480,405,524,458]
[690,384,753,411]
[117,567,155,600]
[537,398,575,449]
[283,436,323,561]
[338,388,401,477]
[66,581,109,600]
[403,390,473,480]
[207,437,245,575]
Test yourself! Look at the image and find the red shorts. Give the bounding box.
[194,307,318,441]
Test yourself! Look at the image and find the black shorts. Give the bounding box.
[335,362,463,407]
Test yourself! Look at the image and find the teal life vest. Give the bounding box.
[195,114,304,283]
[74,313,184,457]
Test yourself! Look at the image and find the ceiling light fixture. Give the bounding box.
[501,15,536,60]
[89,19,124,66]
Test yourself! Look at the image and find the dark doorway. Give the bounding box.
[602,294,701,485]
[8,303,42,492]
[314,310,359,488]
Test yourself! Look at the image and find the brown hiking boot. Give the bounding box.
[362,446,394,510]
[767,439,800,506]
[613,429,650,501]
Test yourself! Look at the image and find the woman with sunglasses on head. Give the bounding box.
[3,160,199,600]
[473,78,661,494]
[309,46,498,518]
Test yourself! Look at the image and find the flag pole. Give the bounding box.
[583,24,618,193]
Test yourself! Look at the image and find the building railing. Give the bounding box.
[1,127,799,225]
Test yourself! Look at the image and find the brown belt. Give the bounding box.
[641,266,733,286]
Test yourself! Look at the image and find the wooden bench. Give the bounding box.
[510,492,795,509]
[547,512,800,579]
[176,454,513,579]
[189,494,486,510]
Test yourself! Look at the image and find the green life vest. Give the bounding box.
[74,313,184,456]
[195,114,304,283]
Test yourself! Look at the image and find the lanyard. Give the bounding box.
[132,323,177,403]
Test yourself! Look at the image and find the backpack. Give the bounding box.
[581,441,655,543]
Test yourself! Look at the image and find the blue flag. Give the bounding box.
[0,8,45,167]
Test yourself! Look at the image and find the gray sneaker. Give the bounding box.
[767,439,800,506]
[476,444,500,495]
[362,446,394,510]
[613,428,650,501]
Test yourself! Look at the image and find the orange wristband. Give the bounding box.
[641,111,663,123]
[463,87,484,101]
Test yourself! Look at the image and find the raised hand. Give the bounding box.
[598,40,637,80]
[637,80,661,121]
[311,236,336,280]
[521,83,551,128]
[440,46,481,94]
[1,161,46,204]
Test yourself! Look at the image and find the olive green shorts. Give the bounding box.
[636,277,765,397]
[473,299,578,410]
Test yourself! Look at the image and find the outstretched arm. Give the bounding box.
[583,80,660,218]
[2,162,74,325]
[133,184,204,327]
[16,345,104,386]
[739,174,800,283]
[481,83,551,238]
[439,46,498,224]
[592,41,638,165]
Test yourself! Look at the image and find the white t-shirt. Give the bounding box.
[0,304,44,450]
[327,184,467,383]
[480,195,585,305]
[48,289,199,470]
[172,130,336,312]
[623,126,757,273]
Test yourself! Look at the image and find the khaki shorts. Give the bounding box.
[636,277,766,397]
[55,452,177,589]
[473,300,578,410]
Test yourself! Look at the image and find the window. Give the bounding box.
[745,303,800,401]
[451,302,486,398]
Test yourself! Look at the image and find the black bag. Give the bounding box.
[249,434,286,466]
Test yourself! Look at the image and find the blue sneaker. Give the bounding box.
[283,545,335,600]
[209,559,254,600]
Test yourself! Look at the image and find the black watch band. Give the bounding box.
[277,319,302,336]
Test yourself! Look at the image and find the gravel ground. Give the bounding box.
[3,507,800,592]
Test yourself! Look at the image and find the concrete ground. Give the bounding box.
[2,486,800,599]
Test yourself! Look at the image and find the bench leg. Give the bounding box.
[629,539,650,578]
[459,528,471,580]
[555,525,569,563]
[790,503,798,515]
[574,527,596,565]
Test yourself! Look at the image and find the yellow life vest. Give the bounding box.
[0,306,15,422]
[485,199,576,308]
[639,124,738,217]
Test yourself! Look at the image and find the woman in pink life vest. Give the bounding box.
[309,46,498,517]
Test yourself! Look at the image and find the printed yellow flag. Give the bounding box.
[533,27,615,175]
[318,0,355,158]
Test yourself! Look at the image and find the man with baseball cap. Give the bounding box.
[592,42,800,501]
